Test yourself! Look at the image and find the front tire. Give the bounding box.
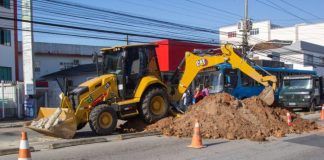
[89,104,117,135]
[141,87,169,123]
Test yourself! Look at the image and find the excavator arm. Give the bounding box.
[175,44,277,105]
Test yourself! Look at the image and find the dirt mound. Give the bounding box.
[146,93,318,141]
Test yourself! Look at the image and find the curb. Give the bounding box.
[0,131,162,156]
[119,131,162,140]
[49,137,108,149]
[0,147,35,156]
[0,124,24,129]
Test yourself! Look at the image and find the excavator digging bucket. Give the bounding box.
[258,86,275,106]
[25,107,77,139]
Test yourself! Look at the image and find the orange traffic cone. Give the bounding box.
[287,112,293,126]
[188,120,205,149]
[320,105,324,120]
[18,132,31,160]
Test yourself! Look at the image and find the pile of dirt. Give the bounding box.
[145,93,318,141]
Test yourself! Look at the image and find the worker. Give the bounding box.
[181,89,193,111]
[193,87,203,104]
[202,84,209,97]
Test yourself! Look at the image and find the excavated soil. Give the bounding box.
[145,93,318,141]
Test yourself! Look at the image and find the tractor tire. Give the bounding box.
[89,104,117,135]
[77,122,87,130]
[141,87,169,123]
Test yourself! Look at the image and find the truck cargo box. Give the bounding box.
[155,40,217,72]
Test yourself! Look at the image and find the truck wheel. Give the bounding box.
[77,122,87,130]
[89,104,117,135]
[309,101,316,112]
[141,87,169,123]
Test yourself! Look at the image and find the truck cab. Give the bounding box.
[279,75,324,111]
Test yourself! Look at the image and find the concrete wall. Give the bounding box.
[270,27,296,42]
[0,1,16,81]
[298,23,324,46]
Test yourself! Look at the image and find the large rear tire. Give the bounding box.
[89,104,117,135]
[141,87,169,123]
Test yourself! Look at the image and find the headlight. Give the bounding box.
[304,95,311,98]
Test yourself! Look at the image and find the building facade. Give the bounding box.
[219,20,324,46]
[17,42,104,109]
[18,42,104,81]
[219,21,324,75]
[0,0,18,81]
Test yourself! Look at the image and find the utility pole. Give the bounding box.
[22,0,36,118]
[239,0,252,55]
[126,35,129,45]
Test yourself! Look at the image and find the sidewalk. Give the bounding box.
[0,120,28,128]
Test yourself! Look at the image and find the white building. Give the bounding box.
[219,20,324,46]
[219,21,324,75]
[18,42,104,80]
[0,0,18,81]
[17,42,105,107]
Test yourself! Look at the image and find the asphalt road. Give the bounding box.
[2,130,324,160]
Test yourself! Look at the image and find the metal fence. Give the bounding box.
[0,81,24,119]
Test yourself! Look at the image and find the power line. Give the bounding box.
[278,0,321,20]
[255,0,310,23]
[185,0,242,18]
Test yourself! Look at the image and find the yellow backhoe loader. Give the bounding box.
[26,44,276,139]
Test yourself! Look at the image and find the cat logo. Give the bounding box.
[196,59,208,67]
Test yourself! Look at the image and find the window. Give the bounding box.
[227,31,236,38]
[60,62,76,70]
[34,61,40,72]
[0,28,11,46]
[0,0,10,9]
[320,57,324,64]
[125,47,140,75]
[224,69,238,88]
[305,54,313,65]
[241,72,255,87]
[250,28,259,35]
[0,66,12,81]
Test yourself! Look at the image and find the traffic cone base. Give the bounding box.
[18,132,31,160]
[187,120,206,149]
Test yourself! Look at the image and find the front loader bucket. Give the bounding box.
[258,86,275,106]
[25,107,77,139]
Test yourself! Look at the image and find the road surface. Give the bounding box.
[1,129,324,160]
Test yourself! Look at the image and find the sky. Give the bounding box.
[30,0,324,46]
